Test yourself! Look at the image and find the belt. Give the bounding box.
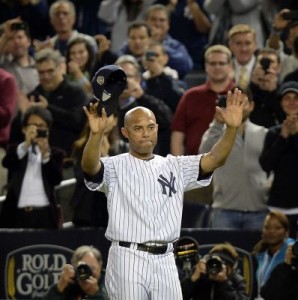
[118,241,168,255]
[19,206,49,212]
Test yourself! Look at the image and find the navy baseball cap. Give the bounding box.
[92,65,127,116]
[277,81,298,100]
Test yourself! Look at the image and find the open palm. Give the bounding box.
[216,89,247,129]
[83,102,108,135]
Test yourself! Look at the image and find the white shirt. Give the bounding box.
[86,153,212,243]
[17,143,49,208]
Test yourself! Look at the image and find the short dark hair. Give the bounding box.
[127,21,151,37]
[21,106,53,128]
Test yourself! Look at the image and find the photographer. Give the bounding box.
[249,48,283,128]
[45,245,109,300]
[260,239,298,300]
[181,243,248,300]
[0,106,64,228]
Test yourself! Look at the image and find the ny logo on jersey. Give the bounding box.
[157,172,177,197]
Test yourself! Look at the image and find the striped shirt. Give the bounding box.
[85,153,211,243]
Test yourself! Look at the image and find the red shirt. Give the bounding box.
[0,68,18,147]
[172,81,235,155]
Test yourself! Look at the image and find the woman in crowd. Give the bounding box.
[66,37,96,99]
[252,210,295,298]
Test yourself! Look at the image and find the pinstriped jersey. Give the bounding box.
[85,153,212,243]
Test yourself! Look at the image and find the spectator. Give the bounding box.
[116,54,173,156]
[97,0,156,53]
[260,238,298,300]
[34,0,97,57]
[199,87,269,230]
[204,0,267,48]
[252,210,295,298]
[118,21,151,69]
[0,106,65,228]
[228,24,258,90]
[0,67,18,195]
[71,114,128,228]
[71,0,106,37]
[0,0,52,41]
[145,3,194,79]
[181,242,249,300]
[163,0,211,70]
[249,48,283,128]
[0,18,40,144]
[142,41,185,113]
[0,18,39,94]
[27,48,89,157]
[65,37,96,99]
[45,245,109,299]
[267,9,298,80]
[259,81,298,238]
[171,44,234,155]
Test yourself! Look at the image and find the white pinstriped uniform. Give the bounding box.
[86,153,212,299]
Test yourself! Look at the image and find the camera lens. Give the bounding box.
[205,255,223,275]
[76,263,93,281]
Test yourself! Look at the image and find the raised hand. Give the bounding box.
[216,88,247,129]
[83,102,108,135]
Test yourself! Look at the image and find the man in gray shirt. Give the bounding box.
[199,87,270,230]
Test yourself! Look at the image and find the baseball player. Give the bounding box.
[82,88,247,299]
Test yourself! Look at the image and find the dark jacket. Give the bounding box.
[30,78,89,156]
[261,262,298,300]
[143,72,185,113]
[45,281,109,300]
[181,272,249,300]
[249,82,283,128]
[259,125,298,208]
[0,144,65,228]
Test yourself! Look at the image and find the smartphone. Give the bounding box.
[217,95,227,108]
[145,50,157,61]
[30,91,41,102]
[259,57,271,73]
[36,129,48,138]
[10,22,27,31]
[282,11,298,21]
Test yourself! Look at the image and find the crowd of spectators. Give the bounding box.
[0,0,298,299]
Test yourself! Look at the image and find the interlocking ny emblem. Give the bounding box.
[157,172,177,197]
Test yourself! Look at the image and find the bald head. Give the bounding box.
[124,107,156,128]
[121,106,158,158]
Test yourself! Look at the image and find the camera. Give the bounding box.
[259,57,271,74]
[145,50,157,61]
[10,22,27,31]
[36,129,48,138]
[75,263,93,281]
[205,255,223,275]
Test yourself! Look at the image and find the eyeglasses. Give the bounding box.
[207,61,229,67]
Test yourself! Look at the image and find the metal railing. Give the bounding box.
[0,178,77,203]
